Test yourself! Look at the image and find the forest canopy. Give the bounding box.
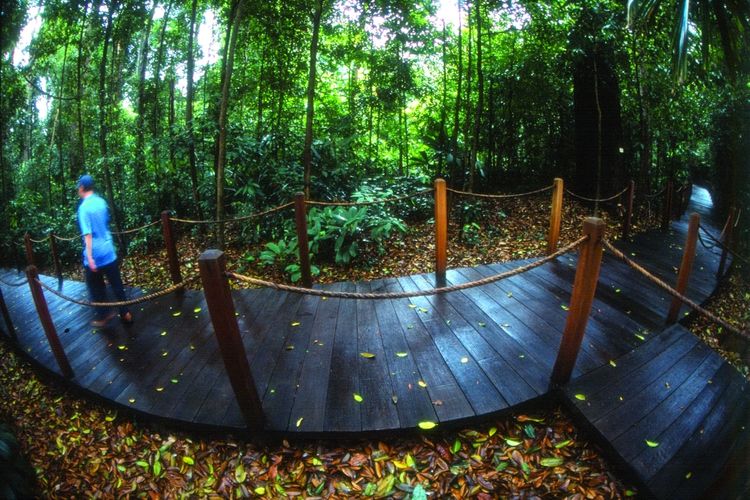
[0,0,748,265]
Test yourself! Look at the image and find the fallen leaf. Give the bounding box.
[353,393,363,403]
[360,352,375,359]
[418,421,437,430]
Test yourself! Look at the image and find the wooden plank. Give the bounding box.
[371,278,437,429]
[354,281,400,432]
[442,269,552,393]
[593,341,712,437]
[612,351,726,461]
[569,333,699,419]
[324,283,363,433]
[386,278,474,422]
[409,273,537,406]
[647,377,749,499]
[399,275,507,415]
[281,286,340,432]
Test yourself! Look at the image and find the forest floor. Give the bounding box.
[3,197,747,497]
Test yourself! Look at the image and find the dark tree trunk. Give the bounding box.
[135,3,155,188]
[302,0,323,199]
[186,0,203,219]
[468,0,483,192]
[450,0,463,183]
[74,5,88,178]
[573,47,623,198]
[98,2,125,245]
[215,0,244,247]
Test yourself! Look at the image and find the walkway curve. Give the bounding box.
[0,186,747,499]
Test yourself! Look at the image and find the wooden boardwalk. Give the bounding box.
[1,186,747,498]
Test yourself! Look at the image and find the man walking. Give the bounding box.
[77,175,133,327]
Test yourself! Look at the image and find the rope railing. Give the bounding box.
[111,220,160,236]
[699,223,750,266]
[565,185,629,203]
[28,235,51,244]
[170,202,294,225]
[225,236,587,300]
[446,184,553,200]
[603,239,748,340]
[34,275,197,308]
[305,189,434,207]
[52,233,79,242]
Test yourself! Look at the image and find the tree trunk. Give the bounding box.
[74,4,88,178]
[462,2,472,190]
[98,3,125,248]
[215,0,244,247]
[186,0,203,219]
[468,0,483,192]
[302,0,323,199]
[450,0,463,183]
[151,0,172,171]
[135,3,155,188]
[438,20,448,178]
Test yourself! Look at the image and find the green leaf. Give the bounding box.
[360,352,375,359]
[561,304,569,311]
[395,352,408,357]
[172,311,181,317]
[645,439,659,448]
[609,360,617,367]
[504,438,522,447]
[353,393,363,403]
[405,454,416,468]
[488,427,497,437]
[182,456,194,465]
[153,460,162,477]
[451,439,461,453]
[540,457,564,467]
[193,307,202,313]
[235,462,246,483]
[136,460,148,468]
[555,439,572,449]
[575,393,586,401]
[290,321,300,327]
[254,486,266,495]
[296,417,304,428]
[418,421,437,430]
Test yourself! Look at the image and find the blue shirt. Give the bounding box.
[77,193,117,268]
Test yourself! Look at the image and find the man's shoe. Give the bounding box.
[90,311,116,328]
[120,312,134,325]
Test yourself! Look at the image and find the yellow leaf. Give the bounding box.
[254,486,266,495]
[296,417,304,428]
[609,360,617,367]
[155,387,164,392]
[396,352,408,357]
[172,311,181,317]
[128,398,136,404]
[417,421,437,430]
[645,440,659,448]
[160,331,167,336]
[392,460,408,469]
[488,427,497,437]
[353,393,363,403]
[418,380,427,388]
[291,321,301,327]
[182,456,194,465]
[408,304,417,309]
[193,307,202,313]
[360,352,375,359]
[460,356,469,363]
[561,304,569,311]
[574,393,586,401]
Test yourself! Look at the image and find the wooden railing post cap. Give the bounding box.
[435,178,446,186]
[295,192,305,199]
[199,249,225,264]
[161,210,171,218]
[584,217,605,230]
[25,264,38,276]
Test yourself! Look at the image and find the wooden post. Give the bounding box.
[666,213,700,324]
[161,211,183,285]
[717,207,736,278]
[24,233,35,267]
[622,180,635,240]
[547,178,564,254]
[25,266,73,378]
[49,232,63,285]
[0,287,16,340]
[434,178,448,284]
[661,179,674,231]
[550,218,605,386]
[294,193,313,288]
[199,250,264,429]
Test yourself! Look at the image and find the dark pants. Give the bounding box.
[84,261,129,319]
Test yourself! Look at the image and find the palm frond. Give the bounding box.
[627,0,663,28]
[672,0,691,82]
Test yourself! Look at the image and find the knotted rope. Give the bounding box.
[446,184,553,200]
[226,237,587,300]
[603,239,748,339]
[170,202,294,225]
[305,189,434,207]
[565,186,629,203]
[34,275,197,307]
[111,220,160,236]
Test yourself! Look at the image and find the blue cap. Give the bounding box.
[77,174,94,190]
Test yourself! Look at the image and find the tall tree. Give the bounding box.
[185,0,203,219]
[134,1,155,188]
[302,0,324,199]
[216,0,245,246]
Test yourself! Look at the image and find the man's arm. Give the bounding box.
[84,233,97,272]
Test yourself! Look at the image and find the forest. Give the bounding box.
[0,0,747,272]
